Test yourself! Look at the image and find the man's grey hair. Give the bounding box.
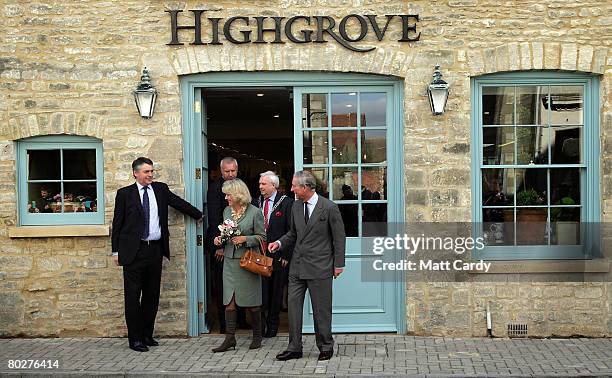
[260,171,279,188]
[294,170,316,190]
[220,157,238,168]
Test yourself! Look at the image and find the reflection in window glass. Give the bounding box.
[331,93,358,127]
[516,86,548,125]
[302,93,328,128]
[515,168,547,206]
[332,130,357,164]
[483,127,514,165]
[360,92,386,126]
[303,130,328,164]
[550,168,580,205]
[482,168,514,208]
[551,126,582,164]
[362,129,386,163]
[361,166,386,201]
[332,167,358,201]
[482,86,514,125]
[548,86,583,126]
[516,126,549,164]
[309,168,329,198]
[516,208,548,245]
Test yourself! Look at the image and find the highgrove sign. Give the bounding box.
[166,10,421,53]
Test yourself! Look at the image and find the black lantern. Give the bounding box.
[427,65,450,116]
[133,67,157,119]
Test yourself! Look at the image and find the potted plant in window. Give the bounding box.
[551,196,579,244]
[515,188,547,244]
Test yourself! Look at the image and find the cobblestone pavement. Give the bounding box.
[1,334,611,377]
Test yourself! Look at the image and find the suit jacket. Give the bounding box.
[221,204,266,259]
[253,193,295,262]
[112,181,203,266]
[205,177,227,253]
[279,195,346,279]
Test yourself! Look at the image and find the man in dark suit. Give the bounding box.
[254,171,294,338]
[205,157,249,331]
[269,170,346,361]
[112,157,203,352]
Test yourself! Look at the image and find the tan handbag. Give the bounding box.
[240,237,273,277]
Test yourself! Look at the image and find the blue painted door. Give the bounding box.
[293,86,401,332]
[194,89,208,333]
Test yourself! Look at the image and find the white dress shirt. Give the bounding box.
[262,191,277,225]
[136,181,161,241]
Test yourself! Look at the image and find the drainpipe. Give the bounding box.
[486,302,493,337]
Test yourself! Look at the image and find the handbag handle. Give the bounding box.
[257,236,268,257]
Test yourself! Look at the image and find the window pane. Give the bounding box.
[362,166,386,201]
[482,86,514,125]
[63,149,96,180]
[482,168,514,207]
[303,130,328,164]
[360,92,386,126]
[483,127,514,165]
[302,93,327,128]
[332,130,357,164]
[516,86,548,125]
[362,129,386,163]
[27,182,61,213]
[338,204,358,237]
[516,168,547,205]
[331,93,358,127]
[63,182,98,212]
[516,126,549,164]
[551,212,580,245]
[363,203,387,223]
[483,209,514,245]
[551,126,582,164]
[548,86,583,126]
[550,168,580,205]
[516,208,548,245]
[332,167,358,201]
[27,150,60,180]
[308,167,329,198]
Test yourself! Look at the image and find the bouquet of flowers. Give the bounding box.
[218,219,241,243]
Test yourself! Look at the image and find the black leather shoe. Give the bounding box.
[276,350,302,361]
[129,341,149,352]
[143,336,159,346]
[318,350,333,361]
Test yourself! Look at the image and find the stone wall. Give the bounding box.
[0,0,610,337]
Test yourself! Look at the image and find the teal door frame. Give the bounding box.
[180,72,406,336]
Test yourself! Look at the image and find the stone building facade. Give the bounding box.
[0,0,610,338]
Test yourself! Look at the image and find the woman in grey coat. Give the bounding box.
[212,178,266,352]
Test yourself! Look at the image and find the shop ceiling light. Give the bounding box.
[427,65,449,116]
[133,67,158,119]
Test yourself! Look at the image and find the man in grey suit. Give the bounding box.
[268,170,346,361]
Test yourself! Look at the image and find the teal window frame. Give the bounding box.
[471,71,601,260]
[17,136,105,226]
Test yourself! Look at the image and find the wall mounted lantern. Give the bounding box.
[427,65,449,116]
[133,67,157,119]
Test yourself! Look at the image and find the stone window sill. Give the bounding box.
[469,259,610,274]
[8,225,110,238]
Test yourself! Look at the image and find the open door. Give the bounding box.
[189,88,208,334]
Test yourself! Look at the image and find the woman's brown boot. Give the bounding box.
[212,309,236,352]
[249,308,262,349]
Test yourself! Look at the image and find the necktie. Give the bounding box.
[263,198,270,230]
[304,201,309,224]
[142,186,150,240]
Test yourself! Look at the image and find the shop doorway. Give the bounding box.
[204,87,294,334]
[181,72,405,337]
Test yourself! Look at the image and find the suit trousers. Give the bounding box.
[262,262,289,331]
[287,274,333,353]
[122,242,162,342]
